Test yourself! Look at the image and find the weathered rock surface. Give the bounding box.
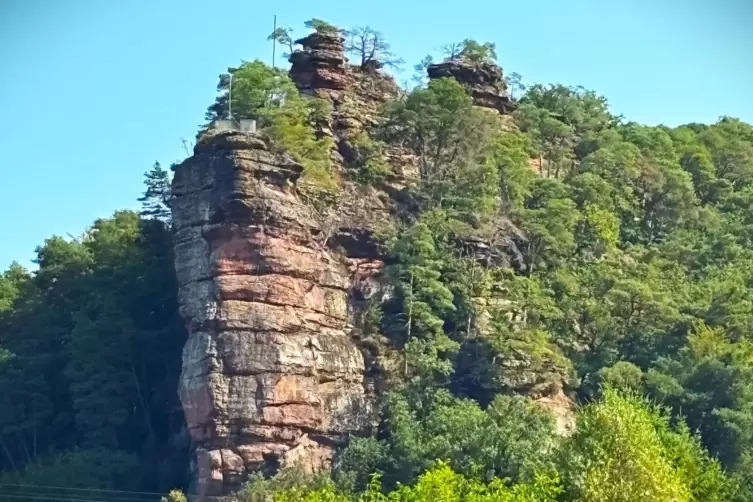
[427,59,515,113]
[535,389,576,436]
[288,32,400,166]
[172,131,379,500]
[287,30,403,263]
[289,32,349,92]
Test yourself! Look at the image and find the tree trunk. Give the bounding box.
[404,271,414,377]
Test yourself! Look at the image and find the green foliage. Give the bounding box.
[380,77,502,225]
[491,130,536,210]
[644,322,753,470]
[345,26,403,70]
[518,178,580,273]
[268,462,561,501]
[386,220,457,381]
[138,161,172,222]
[0,262,28,312]
[335,389,557,492]
[459,39,497,63]
[0,448,141,491]
[162,489,188,502]
[0,181,187,491]
[505,72,526,100]
[597,361,644,391]
[560,388,692,502]
[205,60,336,192]
[520,84,617,140]
[268,27,295,57]
[349,132,392,184]
[305,18,340,34]
[229,467,334,502]
[516,103,576,178]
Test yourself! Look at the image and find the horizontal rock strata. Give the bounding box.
[427,59,515,113]
[172,131,376,500]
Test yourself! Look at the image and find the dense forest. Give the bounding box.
[3,18,753,502]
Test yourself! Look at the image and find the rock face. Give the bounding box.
[171,131,377,500]
[427,59,515,113]
[288,32,400,166]
[288,32,349,92]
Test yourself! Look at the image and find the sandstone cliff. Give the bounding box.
[172,132,381,500]
[172,34,573,500]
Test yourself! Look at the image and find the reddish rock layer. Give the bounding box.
[288,32,349,92]
[171,131,377,500]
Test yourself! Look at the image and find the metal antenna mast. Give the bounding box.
[228,73,234,121]
[272,15,277,68]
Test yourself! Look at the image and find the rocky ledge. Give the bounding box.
[171,131,379,500]
[289,31,349,92]
[427,59,515,113]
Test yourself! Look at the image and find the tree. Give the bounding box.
[267,26,295,59]
[645,322,753,471]
[561,388,692,502]
[386,221,457,380]
[516,104,576,178]
[66,297,141,449]
[204,60,335,190]
[379,77,502,222]
[0,209,187,490]
[520,84,618,138]
[518,179,580,274]
[0,262,28,312]
[505,72,526,100]
[304,18,340,34]
[0,448,141,491]
[274,462,561,502]
[204,60,301,125]
[442,42,463,60]
[491,130,536,210]
[459,39,497,63]
[344,26,404,70]
[335,388,558,492]
[410,54,434,89]
[138,161,171,222]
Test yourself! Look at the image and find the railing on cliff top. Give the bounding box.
[211,118,257,133]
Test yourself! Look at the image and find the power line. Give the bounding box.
[0,492,161,502]
[0,494,126,502]
[0,493,158,502]
[0,485,162,496]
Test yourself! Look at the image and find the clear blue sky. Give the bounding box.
[1,0,751,270]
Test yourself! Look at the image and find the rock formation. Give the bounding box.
[288,31,400,165]
[172,131,380,500]
[172,31,574,500]
[427,59,515,114]
[288,32,349,93]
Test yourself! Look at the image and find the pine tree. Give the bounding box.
[387,222,458,380]
[138,162,172,223]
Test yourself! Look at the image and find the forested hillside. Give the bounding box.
[2,19,753,502]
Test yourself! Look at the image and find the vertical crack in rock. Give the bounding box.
[172,131,376,500]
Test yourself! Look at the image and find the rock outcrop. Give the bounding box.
[172,131,378,500]
[171,31,575,500]
[427,59,515,113]
[288,32,400,166]
[288,32,349,93]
